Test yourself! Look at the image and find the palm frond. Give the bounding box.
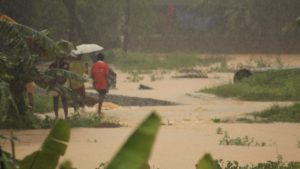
[0,80,21,122]
[14,23,56,55]
[0,20,30,56]
[45,68,87,82]
[0,20,56,57]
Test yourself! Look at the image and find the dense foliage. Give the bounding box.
[0,18,85,127]
[1,0,299,52]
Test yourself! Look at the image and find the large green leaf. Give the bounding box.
[0,148,19,169]
[106,113,160,169]
[0,80,21,122]
[45,68,86,83]
[196,154,219,169]
[0,20,56,57]
[20,120,70,169]
[42,119,70,155]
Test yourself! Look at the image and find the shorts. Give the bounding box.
[26,81,34,94]
[72,86,85,97]
[97,89,108,96]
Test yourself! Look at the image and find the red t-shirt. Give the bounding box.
[91,61,109,90]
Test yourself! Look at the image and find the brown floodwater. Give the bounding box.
[2,123,300,169]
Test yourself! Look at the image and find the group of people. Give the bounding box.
[27,52,110,119]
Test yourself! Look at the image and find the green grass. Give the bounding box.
[212,103,300,123]
[236,103,300,123]
[202,69,300,101]
[0,113,122,129]
[109,51,227,71]
[36,113,122,129]
[32,94,53,113]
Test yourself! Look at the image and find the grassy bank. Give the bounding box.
[202,69,300,101]
[0,112,122,129]
[213,103,300,123]
[108,51,227,71]
[235,103,300,123]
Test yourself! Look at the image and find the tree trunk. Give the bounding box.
[123,0,131,53]
[62,0,89,42]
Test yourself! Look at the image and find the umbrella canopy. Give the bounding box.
[71,44,104,56]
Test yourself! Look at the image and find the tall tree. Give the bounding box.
[62,0,88,43]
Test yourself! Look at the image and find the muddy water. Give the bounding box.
[2,123,300,169]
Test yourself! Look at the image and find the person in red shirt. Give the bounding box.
[91,53,109,115]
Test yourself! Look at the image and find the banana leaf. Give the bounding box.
[45,68,86,82]
[0,80,21,122]
[20,120,70,169]
[0,148,19,169]
[106,113,160,169]
[0,20,56,57]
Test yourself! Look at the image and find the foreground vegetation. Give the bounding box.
[1,114,300,169]
[202,69,300,101]
[0,113,121,129]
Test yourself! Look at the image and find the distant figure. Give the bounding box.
[69,55,87,111]
[91,53,109,115]
[49,56,69,119]
[25,81,34,110]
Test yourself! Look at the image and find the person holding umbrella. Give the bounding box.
[91,53,109,115]
[69,54,88,111]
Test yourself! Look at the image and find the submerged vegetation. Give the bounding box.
[217,127,269,147]
[0,112,121,129]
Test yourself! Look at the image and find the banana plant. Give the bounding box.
[0,17,84,125]
[106,113,160,169]
[20,119,71,169]
[1,112,161,169]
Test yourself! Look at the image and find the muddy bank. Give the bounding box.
[85,92,178,107]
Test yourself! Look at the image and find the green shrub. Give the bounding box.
[33,94,53,113]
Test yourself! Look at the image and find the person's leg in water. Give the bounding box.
[98,94,105,115]
[79,86,86,108]
[27,92,34,109]
[72,87,85,112]
[53,96,59,118]
[72,89,79,112]
[61,95,68,119]
[26,81,34,109]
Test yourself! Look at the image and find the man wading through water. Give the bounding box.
[91,53,109,115]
